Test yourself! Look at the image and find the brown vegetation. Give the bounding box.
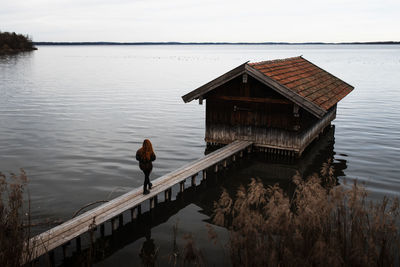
[0,31,36,55]
[0,170,32,267]
[212,161,400,266]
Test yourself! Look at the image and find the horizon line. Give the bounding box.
[33,41,400,45]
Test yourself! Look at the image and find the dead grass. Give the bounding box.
[212,160,400,267]
[0,169,32,266]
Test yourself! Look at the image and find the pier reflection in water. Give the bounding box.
[45,126,346,267]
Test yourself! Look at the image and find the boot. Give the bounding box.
[143,185,150,195]
[149,182,153,189]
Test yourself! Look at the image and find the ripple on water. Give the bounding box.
[1,45,400,236]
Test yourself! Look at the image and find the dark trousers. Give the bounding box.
[143,170,151,191]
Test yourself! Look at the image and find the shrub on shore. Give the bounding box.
[0,170,31,267]
[0,31,36,54]
[212,162,400,266]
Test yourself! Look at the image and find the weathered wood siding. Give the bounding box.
[204,74,337,153]
[206,107,335,153]
[205,75,296,131]
[297,106,336,154]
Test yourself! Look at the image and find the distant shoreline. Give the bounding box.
[34,41,400,46]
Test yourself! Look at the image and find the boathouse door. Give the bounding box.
[233,104,252,141]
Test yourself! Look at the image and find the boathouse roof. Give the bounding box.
[182,56,354,118]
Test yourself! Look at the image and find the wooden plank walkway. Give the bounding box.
[25,140,253,263]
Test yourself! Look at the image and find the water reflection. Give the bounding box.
[139,227,157,267]
[53,125,347,266]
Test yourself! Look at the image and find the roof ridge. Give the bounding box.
[249,56,303,66]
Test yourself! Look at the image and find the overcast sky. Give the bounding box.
[1,0,399,42]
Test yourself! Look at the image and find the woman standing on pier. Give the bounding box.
[136,139,156,195]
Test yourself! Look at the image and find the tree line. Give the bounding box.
[0,31,36,54]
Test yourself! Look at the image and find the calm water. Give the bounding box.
[1,45,400,265]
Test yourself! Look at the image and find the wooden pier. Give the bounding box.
[25,140,253,264]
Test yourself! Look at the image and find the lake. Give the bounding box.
[1,44,399,265]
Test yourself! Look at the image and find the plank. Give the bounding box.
[24,140,253,263]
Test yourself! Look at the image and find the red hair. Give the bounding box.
[141,139,154,161]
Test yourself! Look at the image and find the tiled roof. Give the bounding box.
[249,56,354,111]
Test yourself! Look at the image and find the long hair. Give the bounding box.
[141,139,154,161]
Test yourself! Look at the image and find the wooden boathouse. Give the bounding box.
[182,56,354,156]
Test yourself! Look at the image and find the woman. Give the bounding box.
[136,139,156,195]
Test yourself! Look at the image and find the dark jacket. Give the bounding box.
[136,149,156,173]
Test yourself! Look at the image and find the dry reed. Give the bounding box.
[0,170,32,266]
[212,160,400,267]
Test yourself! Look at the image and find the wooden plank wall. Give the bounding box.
[203,74,336,153]
[206,124,299,151]
[206,106,337,153]
[297,106,337,154]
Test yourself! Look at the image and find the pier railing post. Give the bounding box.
[202,170,207,180]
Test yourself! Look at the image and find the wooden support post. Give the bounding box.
[137,204,142,216]
[191,174,197,186]
[149,195,158,208]
[112,218,118,231]
[130,208,135,221]
[119,214,123,227]
[240,151,243,158]
[131,205,141,220]
[180,180,185,193]
[100,224,105,237]
[49,250,55,267]
[232,154,236,162]
[214,164,218,173]
[62,244,68,259]
[90,230,95,244]
[202,170,207,180]
[164,189,170,202]
[223,160,227,168]
[150,197,154,209]
[76,236,81,251]
[247,146,252,153]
